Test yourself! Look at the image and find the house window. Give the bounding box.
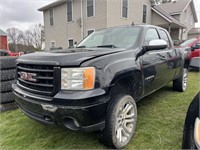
[68,39,74,47]
[122,0,128,18]
[142,4,147,23]
[67,0,73,22]
[49,8,54,26]
[87,0,94,17]
[50,41,56,48]
[87,29,95,35]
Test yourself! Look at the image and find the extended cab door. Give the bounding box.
[141,28,173,95]
[158,29,179,81]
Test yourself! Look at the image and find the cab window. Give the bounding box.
[144,28,159,45]
[159,29,170,47]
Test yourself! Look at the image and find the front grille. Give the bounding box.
[17,63,59,96]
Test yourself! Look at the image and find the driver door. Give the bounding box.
[141,28,169,95]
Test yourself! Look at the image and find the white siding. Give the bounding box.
[107,0,151,27]
[44,4,68,50]
[180,3,195,40]
[82,0,107,37]
[67,0,82,45]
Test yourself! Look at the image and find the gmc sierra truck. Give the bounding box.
[13,25,189,149]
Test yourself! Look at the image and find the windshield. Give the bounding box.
[180,38,197,47]
[77,27,140,49]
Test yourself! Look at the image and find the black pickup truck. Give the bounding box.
[13,25,189,149]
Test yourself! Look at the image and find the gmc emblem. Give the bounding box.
[19,72,37,82]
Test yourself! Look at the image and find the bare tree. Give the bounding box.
[6,24,44,51]
[22,30,34,46]
[29,24,44,50]
[6,28,23,51]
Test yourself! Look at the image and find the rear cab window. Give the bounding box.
[159,29,171,48]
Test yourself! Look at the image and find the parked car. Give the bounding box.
[0,49,23,57]
[13,25,189,149]
[182,92,200,149]
[179,37,200,59]
[178,38,200,71]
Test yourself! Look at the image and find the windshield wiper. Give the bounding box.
[76,45,86,48]
[76,45,118,48]
[96,45,118,48]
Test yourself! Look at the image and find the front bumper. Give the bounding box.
[13,83,110,132]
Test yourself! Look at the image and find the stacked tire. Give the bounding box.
[0,57,18,111]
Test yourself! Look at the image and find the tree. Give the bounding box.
[6,28,23,52]
[22,30,33,46]
[6,24,45,52]
[29,24,44,50]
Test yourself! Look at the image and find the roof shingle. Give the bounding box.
[152,5,186,27]
[159,0,191,14]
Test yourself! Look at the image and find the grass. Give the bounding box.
[0,71,199,149]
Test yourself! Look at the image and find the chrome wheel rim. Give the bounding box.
[183,69,188,90]
[115,100,136,143]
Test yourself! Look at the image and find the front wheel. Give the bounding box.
[100,95,137,149]
[173,68,188,92]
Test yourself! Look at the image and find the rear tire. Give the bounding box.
[173,68,188,92]
[100,95,137,149]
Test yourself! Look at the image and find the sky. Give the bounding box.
[0,0,200,32]
[0,0,55,31]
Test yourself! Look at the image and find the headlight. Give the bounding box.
[61,67,95,90]
[194,117,200,149]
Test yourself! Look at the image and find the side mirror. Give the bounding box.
[144,39,168,51]
[135,39,168,61]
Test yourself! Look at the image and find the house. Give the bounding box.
[38,0,198,50]
[0,29,8,50]
[188,27,200,38]
[153,0,198,40]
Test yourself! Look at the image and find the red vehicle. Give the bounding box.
[179,37,200,59]
[6,49,23,56]
[0,49,23,56]
[0,29,23,56]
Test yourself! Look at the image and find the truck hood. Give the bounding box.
[17,48,125,66]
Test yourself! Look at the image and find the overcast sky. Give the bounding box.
[0,0,55,31]
[0,0,200,32]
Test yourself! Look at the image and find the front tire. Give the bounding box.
[100,95,137,149]
[173,68,188,92]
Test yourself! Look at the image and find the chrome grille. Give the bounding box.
[17,64,57,96]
